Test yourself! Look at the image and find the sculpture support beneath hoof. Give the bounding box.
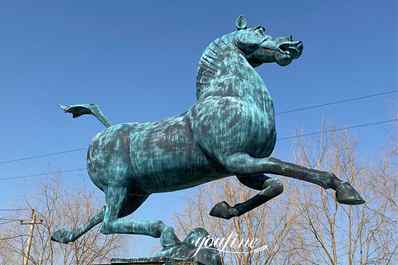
[111,227,221,265]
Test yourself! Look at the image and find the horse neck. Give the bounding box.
[196,35,258,100]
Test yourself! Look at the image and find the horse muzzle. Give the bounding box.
[278,40,303,59]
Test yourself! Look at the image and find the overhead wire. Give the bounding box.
[0,117,396,181]
[276,90,397,115]
[0,90,395,167]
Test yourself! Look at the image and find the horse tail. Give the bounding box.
[59,104,112,128]
[51,207,104,243]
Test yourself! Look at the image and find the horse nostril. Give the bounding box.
[297,41,303,48]
[279,43,289,52]
[294,41,303,52]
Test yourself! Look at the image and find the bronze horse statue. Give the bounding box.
[52,16,364,247]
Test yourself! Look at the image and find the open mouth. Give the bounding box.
[278,41,303,58]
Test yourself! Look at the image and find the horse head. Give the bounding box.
[233,16,303,67]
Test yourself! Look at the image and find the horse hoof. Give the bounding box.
[160,226,180,248]
[209,201,238,219]
[336,182,365,205]
[51,228,74,244]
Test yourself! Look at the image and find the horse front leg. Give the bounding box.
[210,175,283,219]
[218,153,365,205]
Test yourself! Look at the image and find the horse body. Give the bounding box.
[87,115,223,194]
[52,16,364,246]
[87,32,276,195]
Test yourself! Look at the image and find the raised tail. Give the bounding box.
[59,104,112,128]
[51,208,104,243]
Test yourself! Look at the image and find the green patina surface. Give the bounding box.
[85,16,301,193]
[52,16,364,264]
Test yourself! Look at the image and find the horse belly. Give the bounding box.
[128,116,224,193]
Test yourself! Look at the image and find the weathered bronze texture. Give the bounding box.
[52,16,364,263]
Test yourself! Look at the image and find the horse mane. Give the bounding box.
[196,34,235,100]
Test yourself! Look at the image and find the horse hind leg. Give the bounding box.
[100,185,179,247]
[51,188,149,244]
[209,174,284,219]
[51,208,104,243]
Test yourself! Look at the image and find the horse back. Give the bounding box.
[87,113,227,193]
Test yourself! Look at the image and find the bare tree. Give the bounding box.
[0,178,122,265]
[174,177,300,265]
[285,131,398,265]
[0,235,20,265]
[175,130,398,265]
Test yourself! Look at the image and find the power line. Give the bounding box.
[0,168,86,181]
[0,90,395,167]
[0,117,396,182]
[0,218,26,225]
[0,234,27,241]
[0,208,28,212]
[278,118,398,141]
[276,90,398,115]
[0,217,24,221]
[0,148,86,166]
[0,219,24,225]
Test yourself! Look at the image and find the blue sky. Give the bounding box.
[0,0,396,257]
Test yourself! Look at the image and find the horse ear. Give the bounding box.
[235,15,248,30]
